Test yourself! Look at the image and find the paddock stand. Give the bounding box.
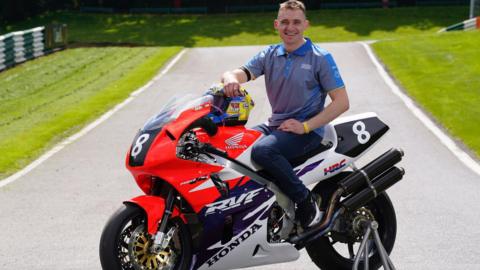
[352,220,397,270]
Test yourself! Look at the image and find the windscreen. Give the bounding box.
[142,94,213,131]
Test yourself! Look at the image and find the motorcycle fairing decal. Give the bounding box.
[205,223,263,267]
[294,159,324,177]
[128,128,162,167]
[204,188,263,216]
[324,159,347,176]
[202,198,274,269]
[193,181,274,269]
[241,191,276,221]
[181,176,244,213]
[188,169,243,193]
[203,127,262,159]
[188,156,324,194]
[225,132,247,150]
[334,117,389,158]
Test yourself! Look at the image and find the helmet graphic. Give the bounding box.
[205,84,255,126]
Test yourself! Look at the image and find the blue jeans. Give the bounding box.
[251,124,323,204]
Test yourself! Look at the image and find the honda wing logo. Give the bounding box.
[225,133,247,150]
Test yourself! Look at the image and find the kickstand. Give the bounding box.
[352,221,396,270]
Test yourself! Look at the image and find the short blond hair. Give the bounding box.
[279,0,306,16]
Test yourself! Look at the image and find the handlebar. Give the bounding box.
[188,117,218,137]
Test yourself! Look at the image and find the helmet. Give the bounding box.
[205,84,255,126]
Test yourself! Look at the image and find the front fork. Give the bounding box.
[151,188,177,253]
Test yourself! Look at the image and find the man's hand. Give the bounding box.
[221,69,249,97]
[223,80,242,97]
[278,119,305,134]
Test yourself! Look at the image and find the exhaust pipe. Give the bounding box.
[342,166,405,211]
[290,149,404,248]
[338,148,403,195]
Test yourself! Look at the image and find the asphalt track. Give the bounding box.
[1,43,479,270]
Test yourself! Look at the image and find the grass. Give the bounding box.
[0,46,181,178]
[373,30,480,157]
[0,6,470,47]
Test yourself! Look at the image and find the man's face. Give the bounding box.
[274,8,309,48]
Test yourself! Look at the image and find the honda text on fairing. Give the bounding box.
[99,86,405,270]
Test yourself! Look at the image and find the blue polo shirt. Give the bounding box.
[243,38,345,136]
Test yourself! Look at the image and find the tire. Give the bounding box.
[99,204,192,270]
[306,192,397,270]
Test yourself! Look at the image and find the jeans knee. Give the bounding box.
[252,143,273,165]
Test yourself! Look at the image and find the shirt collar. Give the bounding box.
[276,37,312,57]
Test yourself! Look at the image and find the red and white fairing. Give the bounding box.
[125,93,390,269]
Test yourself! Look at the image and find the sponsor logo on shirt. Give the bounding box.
[301,63,312,70]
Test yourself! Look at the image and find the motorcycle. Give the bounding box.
[99,87,405,270]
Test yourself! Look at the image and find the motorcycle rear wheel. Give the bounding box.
[306,192,396,270]
[99,204,192,270]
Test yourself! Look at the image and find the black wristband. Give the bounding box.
[240,66,252,82]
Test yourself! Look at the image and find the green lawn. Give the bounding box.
[373,30,480,157]
[0,6,469,46]
[0,46,181,178]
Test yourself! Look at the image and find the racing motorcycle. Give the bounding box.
[99,87,405,270]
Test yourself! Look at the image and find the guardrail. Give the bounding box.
[439,16,480,32]
[0,24,67,72]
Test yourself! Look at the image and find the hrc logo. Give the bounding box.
[324,159,346,176]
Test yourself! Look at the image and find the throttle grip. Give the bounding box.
[188,117,218,136]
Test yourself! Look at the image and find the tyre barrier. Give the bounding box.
[0,25,67,72]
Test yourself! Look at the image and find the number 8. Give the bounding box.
[352,121,370,144]
[131,134,150,158]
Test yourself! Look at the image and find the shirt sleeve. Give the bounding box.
[243,46,270,79]
[318,53,345,92]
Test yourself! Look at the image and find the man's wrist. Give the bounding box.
[303,121,311,134]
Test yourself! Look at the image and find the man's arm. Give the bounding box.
[278,87,349,134]
[221,68,250,97]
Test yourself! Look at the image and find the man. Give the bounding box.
[221,0,349,228]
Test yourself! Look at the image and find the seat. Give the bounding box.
[288,141,332,168]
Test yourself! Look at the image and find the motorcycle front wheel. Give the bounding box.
[99,204,192,270]
[306,192,396,270]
